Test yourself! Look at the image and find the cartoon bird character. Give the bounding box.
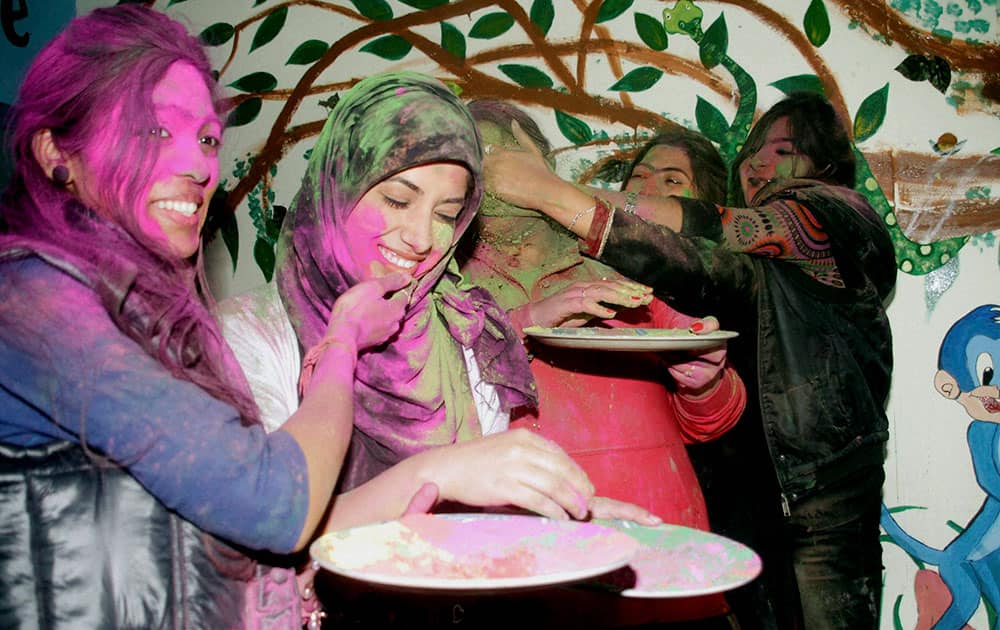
[882,304,1000,628]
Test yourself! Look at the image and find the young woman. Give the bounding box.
[220,73,655,627]
[485,92,896,629]
[459,101,746,626]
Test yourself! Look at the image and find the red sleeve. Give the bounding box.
[672,367,746,444]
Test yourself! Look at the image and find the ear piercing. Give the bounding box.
[52,165,70,186]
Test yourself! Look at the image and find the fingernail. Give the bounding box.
[690,321,705,333]
[631,295,642,301]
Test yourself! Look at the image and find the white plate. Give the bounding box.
[310,513,640,591]
[524,326,738,352]
[588,520,762,598]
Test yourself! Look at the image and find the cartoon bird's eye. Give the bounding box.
[975,352,994,387]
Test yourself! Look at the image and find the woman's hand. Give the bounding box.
[528,279,653,328]
[664,315,728,395]
[415,428,595,521]
[483,121,563,211]
[324,272,412,352]
[588,496,662,526]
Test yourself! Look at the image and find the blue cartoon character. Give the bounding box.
[882,304,1000,628]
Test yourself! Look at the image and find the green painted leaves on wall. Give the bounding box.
[350,0,393,21]
[695,96,729,144]
[635,12,668,50]
[499,64,554,89]
[555,111,594,145]
[360,35,412,60]
[227,98,263,128]
[250,7,287,53]
[469,12,515,39]
[596,0,635,24]
[199,22,235,47]
[804,0,831,47]
[699,15,728,69]
[286,40,329,66]
[228,72,277,93]
[770,74,825,95]
[609,66,663,91]
[530,0,555,36]
[398,0,449,9]
[854,83,889,143]
[895,54,952,94]
[440,22,466,61]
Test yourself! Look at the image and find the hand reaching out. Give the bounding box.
[664,315,728,395]
[415,428,596,521]
[324,272,412,352]
[483,120,562,211]
[528,278,653,328]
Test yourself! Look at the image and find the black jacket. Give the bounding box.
[0,441,246,629]
[596,181,895,504]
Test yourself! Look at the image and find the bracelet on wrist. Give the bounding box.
[299,336,357,396]
[568,203,596,231]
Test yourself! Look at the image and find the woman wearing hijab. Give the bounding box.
[221,73,655,626]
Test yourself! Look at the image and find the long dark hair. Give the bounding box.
[731,91,856,205]
[622,127,728,205]
[2,5,259,426]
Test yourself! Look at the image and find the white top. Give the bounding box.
[218,282,507,435]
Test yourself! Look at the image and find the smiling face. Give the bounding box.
[625,145,697,198]
[71,61,222,259]
[738,116,815,204]
[338,162,471,283]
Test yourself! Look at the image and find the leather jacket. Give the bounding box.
[596,181,895,505]
[0,441,247,629]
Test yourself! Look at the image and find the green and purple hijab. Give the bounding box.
[276,72,535,491]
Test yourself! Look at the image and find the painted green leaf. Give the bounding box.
[853,83,889,143]
[695,96,729,144]
[398,0,449,8]
[635,13,668,50]
[555,110,593,145]
[469,12,515,39]
[350,0,393,21]
[609,66,663,92]
[991,147,1000,155]
[228,72,277,93]
[360,35,412,60]
[529,0,555,36]
[440,22,466,61]
[770,74,825,95]
[498,64,553,89]
[167,0,189,6]
[286,40,329,65]
[596,0,634,24]
[804,0,831,47]
[226,97,262,128]
[254,237,276,282]
[220,206,239,271]
[699,15,728,69]
[199,22,234,47]
[254,0,267,5]
[895,54,951,94]
[250,7,287,53]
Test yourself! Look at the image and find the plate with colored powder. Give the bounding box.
[523,326,738,352]
[310,513,640,591]
[588,520,762,598]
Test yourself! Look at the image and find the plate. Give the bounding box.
[310,513,640,591]
[588,520,762,598]
[523,326,738,352]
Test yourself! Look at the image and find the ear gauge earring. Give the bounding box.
[52,165,71,186]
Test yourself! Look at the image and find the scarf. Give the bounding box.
[275,72,535,491]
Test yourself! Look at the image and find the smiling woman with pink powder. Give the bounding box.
[0,6,453,627]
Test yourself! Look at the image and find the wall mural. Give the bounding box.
[149,1,995,627]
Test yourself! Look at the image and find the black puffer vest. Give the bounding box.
[0,441,246,629]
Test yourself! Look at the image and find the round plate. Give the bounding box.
[523,326,738,352]
[310,513,640,591]
[590,520,762,598]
